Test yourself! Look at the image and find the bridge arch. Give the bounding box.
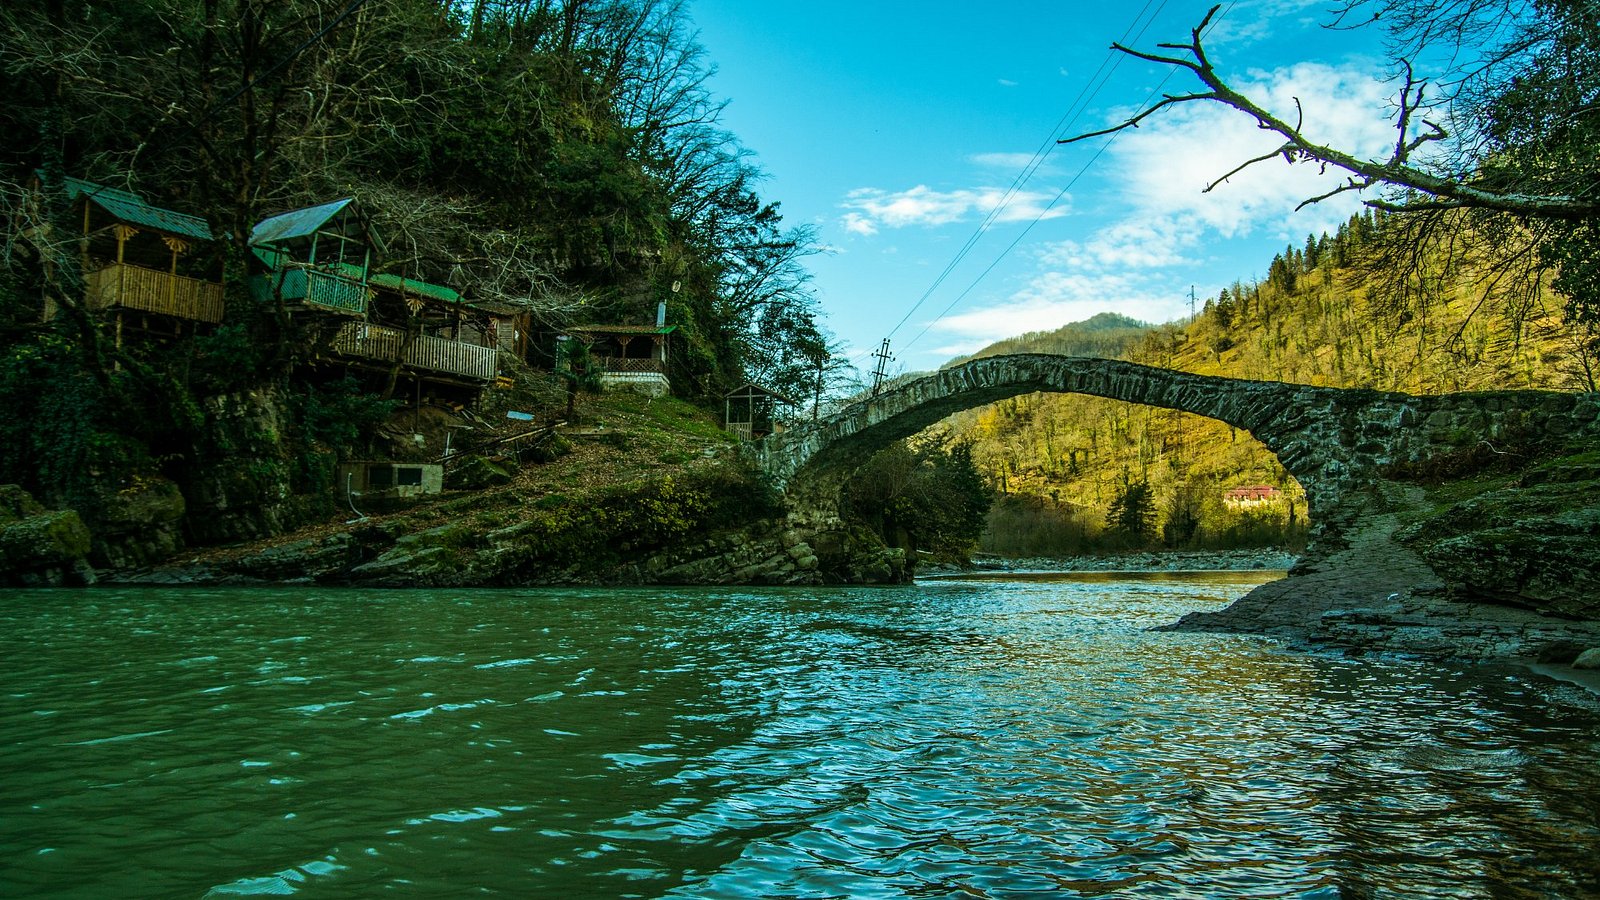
[749,354,1434,527]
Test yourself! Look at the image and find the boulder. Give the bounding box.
[90,476,187,568]
[0,485,95,586]
[1573,648,1600,670]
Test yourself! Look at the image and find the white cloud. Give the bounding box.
[969,151,1062,177]
[840,212,878,236]
[1039,217,1201,271]
[1203,0,1329,48]
[839,184,1067,233]
[913,60,1395,352]
[998,78,1019,87]
[923,269,1186,349]
[970,151,1039,169]
[1106,60,1394,240]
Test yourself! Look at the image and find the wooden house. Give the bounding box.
[249,198,377,316]
[724,383,797,440]
[325,273,499,386]
[565,323,675,396]
[50,177,223,338]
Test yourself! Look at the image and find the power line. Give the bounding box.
[895,2,1240,356]
[872,0,1171,353]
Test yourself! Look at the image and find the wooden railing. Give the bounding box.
[597,356,664,373]
[257,266,368,315]
[85,263,224,324]
[332,322,498,382]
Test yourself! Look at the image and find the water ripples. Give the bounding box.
[2,576,1599,897]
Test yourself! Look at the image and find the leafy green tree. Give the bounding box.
[845,438,993,564]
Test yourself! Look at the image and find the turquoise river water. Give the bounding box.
[3,572,1599,898]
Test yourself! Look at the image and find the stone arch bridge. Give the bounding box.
[748,353,1597,524]
[743,355,1600,626]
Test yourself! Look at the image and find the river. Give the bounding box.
[3,573,1598,898]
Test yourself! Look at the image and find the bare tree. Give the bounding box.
[1062,4,1598,220]
[1063,1,1600,345]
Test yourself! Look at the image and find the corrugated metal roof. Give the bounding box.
[370,273,461,304]
[64,177,212,241]
[724,382,798,405]
[249,198,356,246]
[468,299,524,316]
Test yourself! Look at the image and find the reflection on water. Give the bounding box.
[1,574,1597,898]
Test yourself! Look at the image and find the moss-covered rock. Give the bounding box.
[447,455,516,491]
[0,485,94,586]
[0,484,46,523]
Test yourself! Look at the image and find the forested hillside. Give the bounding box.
[0,0,835,561]
[946,209,1592,556]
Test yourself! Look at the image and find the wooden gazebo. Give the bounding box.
[724,382,797,440]
[49,176,223,339]
[565,323,676,396]
[249,198,380,316]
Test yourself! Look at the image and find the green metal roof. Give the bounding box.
[64,177,212,241]
[249,198,358,247]
[370,273,461,304]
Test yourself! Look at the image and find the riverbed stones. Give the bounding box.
[1573,648,1600,670]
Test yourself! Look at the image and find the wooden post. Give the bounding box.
[163,236,188,316]
[113,224,137,262]
[80,199,91,273]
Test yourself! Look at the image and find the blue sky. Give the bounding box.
[686,0,1402,375]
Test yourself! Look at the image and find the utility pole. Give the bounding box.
[869,338,894,395]
[1188,285,1197,318]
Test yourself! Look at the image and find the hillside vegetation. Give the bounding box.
[0,0,844,569]
[943,209,1591,557]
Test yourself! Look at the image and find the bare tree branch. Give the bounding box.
[1060,3,1600,221]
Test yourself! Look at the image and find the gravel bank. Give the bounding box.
[920,549,1299,578]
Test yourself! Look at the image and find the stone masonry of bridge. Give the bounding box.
[746,354,1600,655]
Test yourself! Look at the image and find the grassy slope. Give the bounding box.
[179,387,750,574]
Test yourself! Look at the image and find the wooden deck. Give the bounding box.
[85,263,224,324]
[332,322,498,382]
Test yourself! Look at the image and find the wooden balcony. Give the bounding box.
[257,266,368,315]
[596,356,665,374]
[331,322,498,382]
[85,262,224,324]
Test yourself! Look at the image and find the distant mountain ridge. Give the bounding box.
[944,312,1151,367]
